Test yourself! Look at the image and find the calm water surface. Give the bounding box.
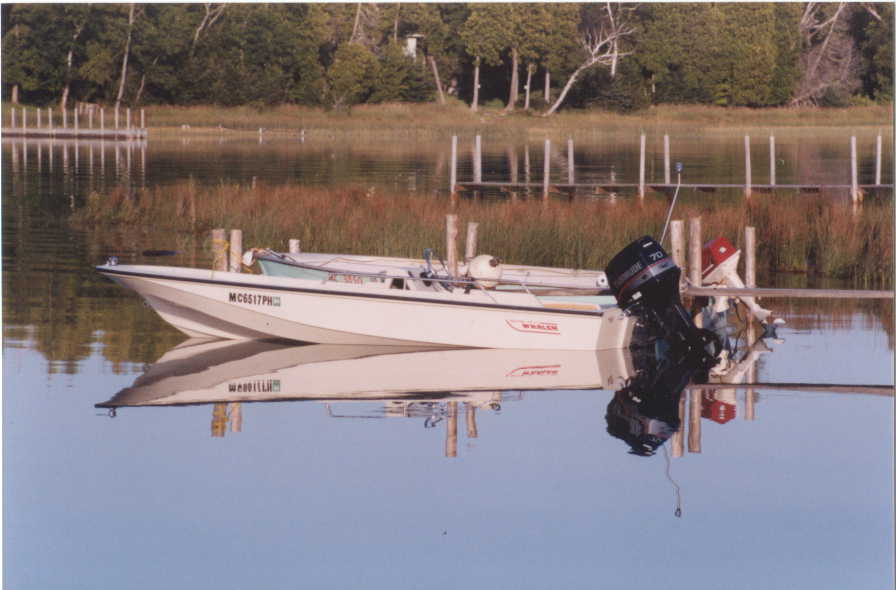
[3,131,893,589]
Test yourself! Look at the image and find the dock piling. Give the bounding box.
[446,214,459,277]
[474,134,482,183]
[10,107,16,129]
[465,221,479,262]
[567,137,575,185]
[850,135,860,202]
[465,403,478,439]
[228,229,242,273]
[670,220,686,288]
[688,389,702,453]
[875,134,882,186]
[688,217,702,288]
[211,229,228,272]
[745,226,756,288]
[288,239,301,254]
[63,108,67,129]
[744,135,752,197]
[769,136,776,186]
[663,134,671,185]
[449,135,457,195]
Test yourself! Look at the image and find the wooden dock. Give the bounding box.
[3,105,147,141]
[2,127,146,140]
[455,181,893,196]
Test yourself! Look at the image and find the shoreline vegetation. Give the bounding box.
[4,102,892,137]
[71,181,893,288]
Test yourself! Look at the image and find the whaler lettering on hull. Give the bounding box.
[506,320,561,335]
[506,364,561,377]
[228,379,281,393]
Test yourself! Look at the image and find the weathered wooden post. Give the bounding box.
[465,402,478,439]
[638,133,646,198]
[114,106,119,129]
[211,403,228,437]
[449,135,457,195]
[567,137,575,185]
[288,239,301,254]
[663,134,671,185]
[474,134,482,183]
[543,139,551,200]
[850,135,859,202]
[22,107,27,132]
[875,133,882,186]
[49,108,53,131]
[211,228,228,272]
[524,144,531,197]
[229,403,242,433]
[88,108,93,129]
[36,108,41,128]
[127,107,131,131]
[229,229,243,273]
[465,221,479,262]
[670,220,686,289]
[745,226,756,288]
[688,389,702,453]
[74,107,78,131]
[769,135,776,186]
[63,108,68,129]
[446,214,459,277]
[688,217,702,287]
[100,108,105,131]
[446,401,458,458]
[11,107,16,129]
[744,135,752,197]
[141,108,145,130]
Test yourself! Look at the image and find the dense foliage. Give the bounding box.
[2,3,892,112]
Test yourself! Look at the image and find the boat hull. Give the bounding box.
[98,264,635,350]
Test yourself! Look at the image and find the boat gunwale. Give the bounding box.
[97,265,611,318]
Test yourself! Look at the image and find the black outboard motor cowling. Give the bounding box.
[606,236,710,355]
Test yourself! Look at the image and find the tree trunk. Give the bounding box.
[505,47,519,111]
[471,59,480,112]
[61,46,75,109]
[429,56,446,105]
[544,69,550,102]
[524,64,533,110]
[11,84,19,104]
[351,3,362,43]
[543,64,587,117]
[115,4,136,109]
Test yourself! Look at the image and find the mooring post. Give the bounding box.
[449,135,457,195]
[127,108,131,131]
[850,135,859,202]
[22,107,27,132]
[745,226,756,288]
[638,133,646,198]
[663,134,671,185]
[228,229,242,273]
[688,389,702,453]
[10,107,16,129]
[211,228,228,272]
[769,136,776,186]
[744,135,752,197]
[141,108,145,130]
[88,108,93,129]
[230,402,242,433]
[567,137,575,185]
[288,239,301,254]
[670,220,686,289]
[63,108,67,129]
[74,107,78,131]
[465,403,478,439]
[100,108,104,131]
[543,139,551,200]
[37,108,41,129]
[875,133,882,186]
[446,214,459,277]
[49,108,53,131]
[465,221,479,262]
[474,134,482,183]
[114,106,119,129]
[688,217,702,287]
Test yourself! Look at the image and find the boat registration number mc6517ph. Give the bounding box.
[228,292,282,307]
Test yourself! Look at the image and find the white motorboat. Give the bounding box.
[95,338,638,408]
[96,261,635,350]
[99,235,713,353]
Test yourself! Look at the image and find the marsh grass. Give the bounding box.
[72,181,892,287]
[111,102,894,138]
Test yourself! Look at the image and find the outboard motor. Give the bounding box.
[606,236,716,358]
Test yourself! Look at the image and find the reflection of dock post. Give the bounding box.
[744,135,752,197]
[672,389,686,457]
[507,145,518,202]
[524,144,531,198]
[446,402,458,458]
[211,403,228,437]
[229,403,242,433]
[542,139,550,201]
[745,320,757,421]
[465,402,478,439]
[688,389,702,453]
[688,217,702,326]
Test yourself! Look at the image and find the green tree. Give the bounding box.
[460,4,510,111]
[328,42,379,108]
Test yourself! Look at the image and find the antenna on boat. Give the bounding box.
[663,445,683,518]
[660,162,684,246]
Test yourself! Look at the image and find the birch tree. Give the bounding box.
[543,3,635,116]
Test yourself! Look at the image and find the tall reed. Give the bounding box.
[71,181,892,288]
